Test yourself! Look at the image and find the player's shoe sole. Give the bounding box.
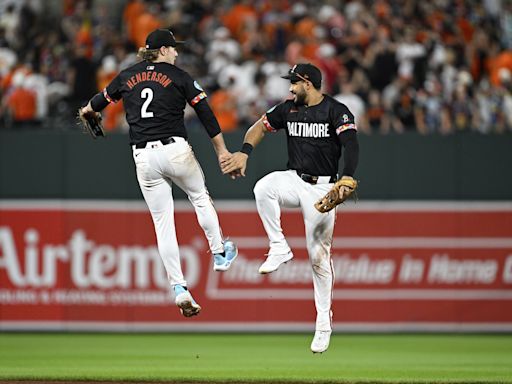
[258,252,294,274]
[174,285,201,317]
[176,297,201,317]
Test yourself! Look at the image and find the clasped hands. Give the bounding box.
[218,152,249,179]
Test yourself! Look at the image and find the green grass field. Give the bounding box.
[0,333,511,383]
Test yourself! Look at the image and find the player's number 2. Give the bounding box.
[141,88,154,118]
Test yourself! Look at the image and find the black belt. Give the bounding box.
[296,170,337,184]
[135,137,176,149]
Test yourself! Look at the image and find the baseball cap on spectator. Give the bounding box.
[282,63,322,88]
[145,29,184,49]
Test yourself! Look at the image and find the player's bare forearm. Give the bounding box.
[243,117,267,147]
[220,118,266,177]
[210,133,232,168]
[210,133,230,156]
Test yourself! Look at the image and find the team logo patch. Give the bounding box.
[342,114,350,123]
[194,81,204,91]
[266,105,277,113]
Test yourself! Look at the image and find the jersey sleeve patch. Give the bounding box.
[103,88,117,104]
[190,91,207,106]
[194,81,204,91]
[336,123,357,135]
[262,114,276,132]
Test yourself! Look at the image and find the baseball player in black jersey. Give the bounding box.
[221,63,359,353]
[80,29,238,318]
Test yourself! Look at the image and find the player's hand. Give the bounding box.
[228,169,242,179]
[221,152,248,178]
[80,102,94,116]
[217,151,232,168]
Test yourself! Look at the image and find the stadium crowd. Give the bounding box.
[1,0,512,134]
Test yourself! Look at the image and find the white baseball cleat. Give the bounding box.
[174,285,201,317]
[258,251,294,274]
[310,330,332,353]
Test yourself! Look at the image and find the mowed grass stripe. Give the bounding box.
[0,334,511,383]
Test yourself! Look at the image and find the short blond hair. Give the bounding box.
[137,47,159,62]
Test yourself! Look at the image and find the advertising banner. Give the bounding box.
[1,200,511,331]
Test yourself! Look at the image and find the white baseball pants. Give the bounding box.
[132,137,224,287]
[254,170,336,332]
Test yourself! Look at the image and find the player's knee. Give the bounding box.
[311,255,322,268]
[309,249,329,269]
[253,174,275,199]
[253,179,269,199]
[188,190,209,207]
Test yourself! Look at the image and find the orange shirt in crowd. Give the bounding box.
[97,71,125,131]
[7,88,37,121]
[301,42,320,62]
[1,66,31,91]
[103,100,125,131]
[294,17,316,40]
[123,0,145,44]
[133,12,161,49]
[210,89,238,132]
[222,3,258,42]
[97,71,116,92]
[73,20,94,59]
[487,51,512,86]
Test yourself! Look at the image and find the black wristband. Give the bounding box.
[90,92,109,112]
[240,142,253,156]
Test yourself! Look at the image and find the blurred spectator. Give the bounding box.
[1,70,37,126]
[132,2,162,49]
[67,44,97,114]
[334,80,370,134]
[221,0,257,43]
[474,79,505,133]
[25,72,48,122]
[385,77,418,133]
[366,89,386,133]
[210,78,239,133]
[96,55,126,132]
[0,3,19,49]
[123,0,145,46]
[206,27,241,75]
[415,77,452,135]
[316,42,342,94]
[0,0,511,134]
[396,27,427,87]
[450,84,475,132]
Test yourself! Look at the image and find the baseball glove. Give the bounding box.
[314,176,358,213]
[77,108,105,139]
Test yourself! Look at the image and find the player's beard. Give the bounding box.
[293,86,307,106]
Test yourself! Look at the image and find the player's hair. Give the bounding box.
[137,47,160,62]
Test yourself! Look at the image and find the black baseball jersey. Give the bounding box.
[263,95,358,177]
[104,61,209,145]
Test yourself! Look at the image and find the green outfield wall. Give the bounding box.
[0,129,511,200]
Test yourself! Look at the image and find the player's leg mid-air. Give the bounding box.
[253,171,334,354]
[173,239,238,317]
